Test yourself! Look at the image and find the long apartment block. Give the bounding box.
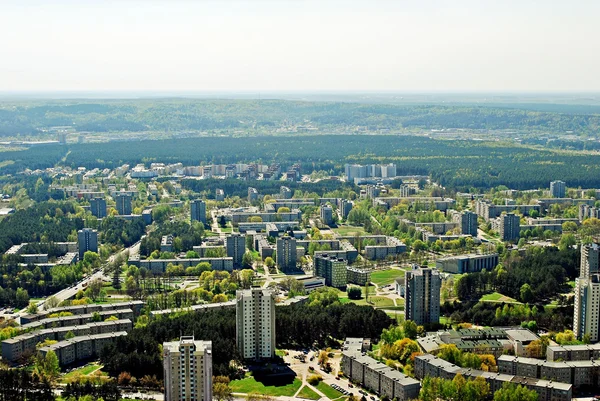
[38,331,128,367]
[415,354,572,401]
[20,300,144,324]
[20,309,134,331]
[498,355,600,388]
[341,338,420,401]
[2,319,132,363]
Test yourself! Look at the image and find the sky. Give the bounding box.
[1,0,599,93]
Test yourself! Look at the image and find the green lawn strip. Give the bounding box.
[315,381,345,400]
[60,363,102,382]
[297,385,321,400]
[480,292,518,303]
[370,269,406,287]
[230,376,302,396]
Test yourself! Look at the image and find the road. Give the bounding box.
[19,241,142,319]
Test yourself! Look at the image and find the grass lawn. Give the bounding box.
[221,227,233,233]
[315,381,345,400]
[370,269,405,287]
[480,292,519,303]
[297,385,321,400]
[60,363,103,382]
[332,225,366,237]
[230,375,302,396]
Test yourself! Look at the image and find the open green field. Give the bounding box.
[230,375,302,396]
[370,269,405,287]
[332,225,367,236]
[60,363,104,383]
[315,381,345,400]
[480,292,519,303]
[297,385,321,400]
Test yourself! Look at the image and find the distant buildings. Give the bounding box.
[344,163,397,182]
[77,228,98,259]
[163,337,213,401]
[280,186,292,199]
[436,253,499,274]
[340,199,353,219]
[225,233,246,269]
[236,288,276,360]
[190,200,207,224]
[404,266,441,325]
[115,193,133,215]
[499,213,521,242]
[276,237,297,273]
[574,243,600,341]
[89,197,107,218]
[550,180,566,198]
[248,187,259,203]
[314,254,347,288]
[320,204,333,226]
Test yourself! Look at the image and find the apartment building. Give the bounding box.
[436,253,499,274]
[225,233,246,269]
[236,288,276,360]
[314,254,347,289]
[404,266,441,325]
[163,337,213,401]
[77,228,98,259]
[276,237,297,273]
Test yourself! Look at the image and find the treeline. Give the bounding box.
[0,201,83,253]
[442,301,574,332]
[0,369,54,401]
[99,216,146,247]
[100,303,391,380]
[181,178,356,199]
[2,99,600,136]
[455,247,579,303]
[4,134,600,190]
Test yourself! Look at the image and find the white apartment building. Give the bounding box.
[236,288,276,360]
[163,337,213,401]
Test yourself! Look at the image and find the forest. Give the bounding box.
[1,99,600,136]
[2,134,600,190]
[100,302,391,381]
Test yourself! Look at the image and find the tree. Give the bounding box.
[45,295,60,309]
[34,350,60,381]
[246,235,254,252]
[519,283,533,303]
[13,287,30,308]
[558,233,576,251]
[493,383,538,401]
[347,286,362,300]
[87,278,104,301]
[402,320,418,340]
[318,351,329,367]
[213,376,233,401]
[65,330,76,340]
[27,302,38,314]
[242,252,254,268]
[264,257,275,269]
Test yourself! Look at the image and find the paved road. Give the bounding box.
[17,241,142,320]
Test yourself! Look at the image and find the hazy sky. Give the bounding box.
[1,0,599,92]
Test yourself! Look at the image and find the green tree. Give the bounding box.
[519,283,533,303]
[493,383,538,401]
[347,286,362,300]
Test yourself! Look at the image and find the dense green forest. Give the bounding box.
[1,99,600,136]
[2,135,600,190]
[100,303,390,380]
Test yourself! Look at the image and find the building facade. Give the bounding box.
[314,254,347,288]
[499,213,521,242]
[404,266,441,325]
[225,233,246,269]
[320,204,333,226]
[115,193,132,216]
[236,288,276,360]
[574,242,600,341]
[190,200,207,224]
[550,180,567,198]
[77,228,98,259]
[90,197,107,219]
[276,237,297,273]
[163,337,213,401]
